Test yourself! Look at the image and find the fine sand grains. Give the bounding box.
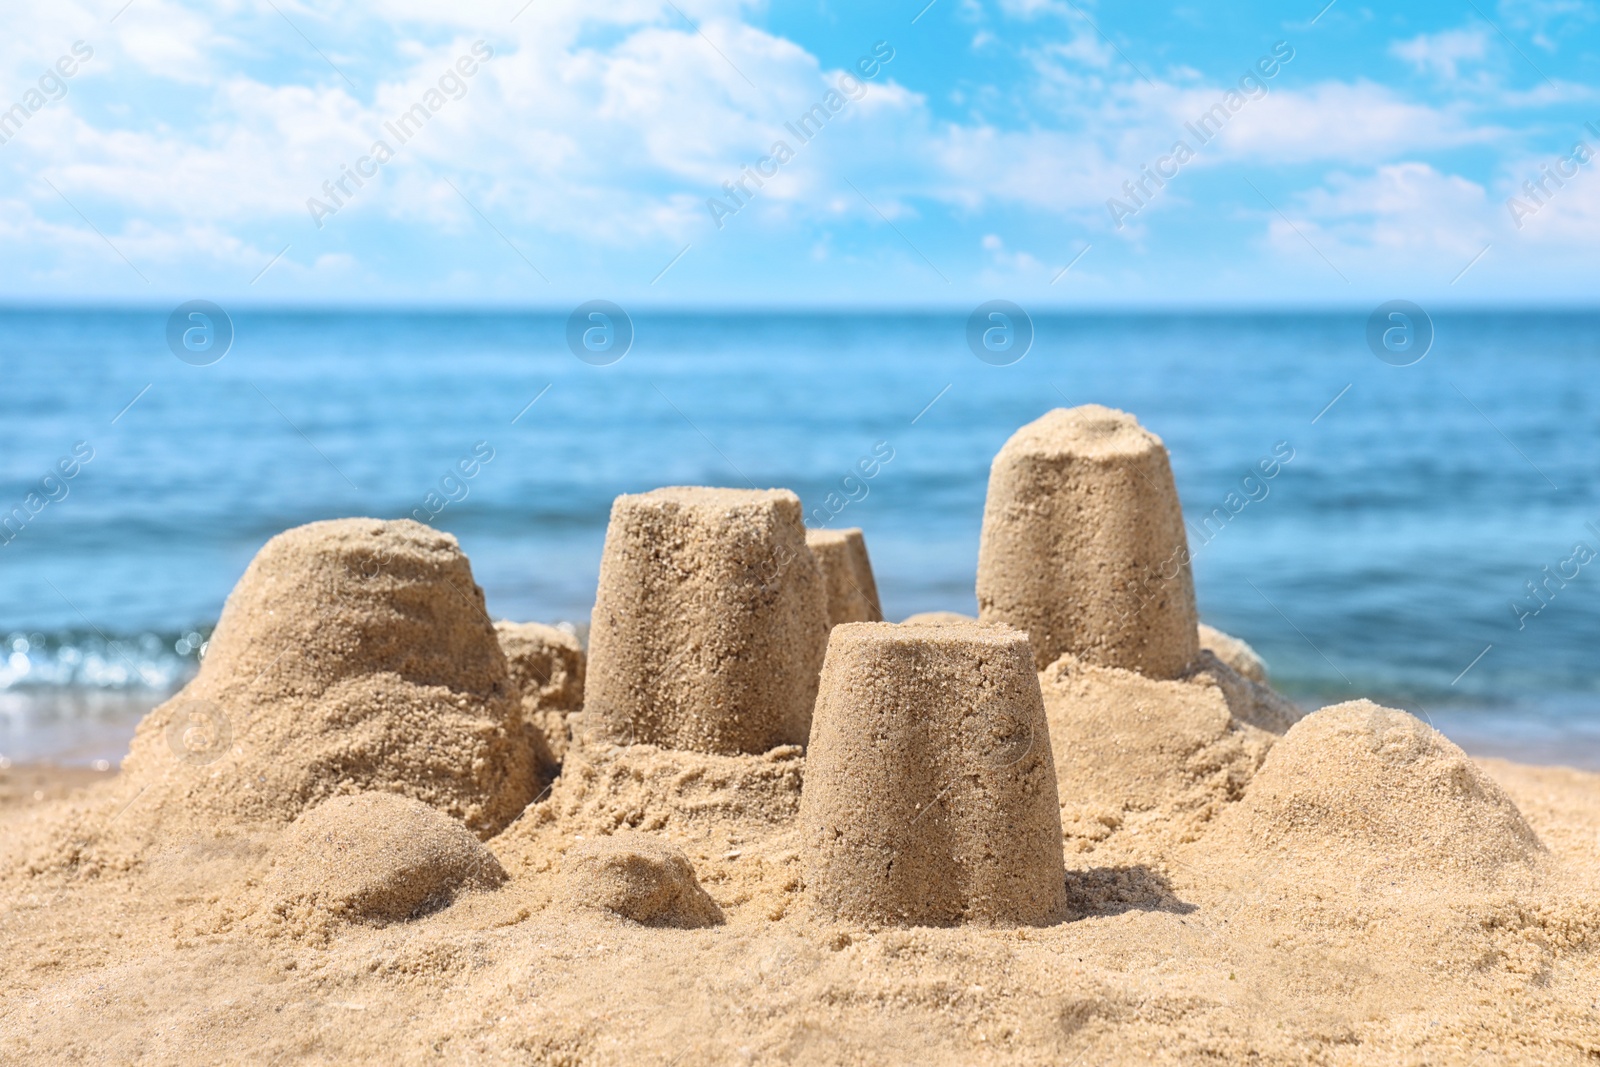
[585,487,829,754]
[801,621,1066,926]
[977,406,1199,677]
[557,832,723,928]
[1040,650,1300,864]
[4,674,1600,1064]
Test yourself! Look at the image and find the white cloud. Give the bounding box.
[1501,152,1600,242]
[1265,163,1494,267]
[1390,27,1491,81]
[996,0,1068,18]
[0,0,1581,301]
[1207,81,1495,163]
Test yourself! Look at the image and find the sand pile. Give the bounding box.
[586,487,829,754]
[491,729,811,926]
[1203,700,1544,883]
[515,729,806,837]
[495,620,585,764]
[1197,622,1267,683]
[978,405,1198,676]
[116,519,548,838]
[558,831,723,927]
[801,621,1066,926]
[262,792,505,933]
[904,612,1269,687]
[1041,650,1300,864]
[806,527,883,626]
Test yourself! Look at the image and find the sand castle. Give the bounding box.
[118,518,548,836]
[977,405,1199,676]
[800,620,1067,925]
[10,409,1599,1065]
[584,487,829,754]
[806,527,884,626]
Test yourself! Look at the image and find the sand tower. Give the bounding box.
[800,621,1067,926]
[806,527,884,626]
[977,405,1198,676]
[585,487,829,754]
[120,519,547,836]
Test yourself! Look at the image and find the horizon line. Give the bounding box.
[3,301,1599,316]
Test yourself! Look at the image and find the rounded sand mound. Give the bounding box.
[1209,700,1542,880]
[120,519,546,837]
[264,792,505,928]
[495,620,585,764]
[898,611,975,626]
[1197,623,1267,683]
[559,831,722,927]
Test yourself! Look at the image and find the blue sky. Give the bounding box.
[0,0,1597,306]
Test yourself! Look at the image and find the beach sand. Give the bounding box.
[2,407,1597,1064]
[1,724,1596,1064]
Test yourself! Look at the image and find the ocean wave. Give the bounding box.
[0,628,208,693]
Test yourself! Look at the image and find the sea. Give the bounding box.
[2,307,1597,768]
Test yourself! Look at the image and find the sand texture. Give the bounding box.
[806,527,884,626]
[585,487,829,754]
[558,831,724,927]
[800,621,1066,926]
[4,696,1598,1064]
[977,405,1199,677]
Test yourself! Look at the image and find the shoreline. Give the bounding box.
[10,703,1600,776]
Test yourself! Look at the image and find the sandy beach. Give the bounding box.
[2,738,1597,1063]
[2,407,1597,1064]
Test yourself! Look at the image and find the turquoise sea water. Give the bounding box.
[1,308,1597,767]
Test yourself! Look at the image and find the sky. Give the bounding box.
[0,0,1597,307]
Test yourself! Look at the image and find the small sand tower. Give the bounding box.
[800,621,1067,926]
[806,528,884,627]
[585,487,829,754]
[977,405,1198,677]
